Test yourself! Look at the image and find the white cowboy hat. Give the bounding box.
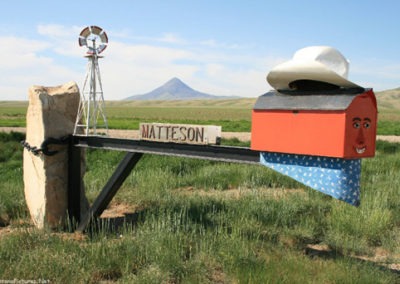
[267,46,360,90]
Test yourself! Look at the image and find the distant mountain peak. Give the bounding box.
[160,77,193,93]
[166,77,183,84]
[124,77,239,101]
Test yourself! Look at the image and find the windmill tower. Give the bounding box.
[74,25,109,136]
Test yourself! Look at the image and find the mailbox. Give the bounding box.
[251,88,377,158]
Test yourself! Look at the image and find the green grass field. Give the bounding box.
[0,92,399,282]
[1,91,399,134]
[0,132,399,283]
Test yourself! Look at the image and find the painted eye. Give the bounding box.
[353,122,361,129]
[363,122,371,129]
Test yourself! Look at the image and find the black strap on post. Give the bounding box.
[20,135,82,229]
[21,136,71,156]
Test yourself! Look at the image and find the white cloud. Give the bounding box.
[106,42,193,65]
[199,38,249,50]
[157,33,187,44]
[37,24,83,57]
[200,39,218,48]
[0,24,291,100]
[0,34,81,100]
[0,37,51,69]
[350,60,400,91]
[205,63,225,76]
[37,24,79,38]
[98,38,274,98]
[97,40,200,98]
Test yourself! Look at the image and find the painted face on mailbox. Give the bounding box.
[344,91,377,158]
[350,116,373,155]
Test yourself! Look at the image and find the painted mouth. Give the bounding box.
[355,146,366,154]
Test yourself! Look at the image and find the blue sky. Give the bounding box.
[1,0,399,100]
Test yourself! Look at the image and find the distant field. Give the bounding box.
[376,87,400,110]
[1,91,399,134]
[0,99,255,131]
[107,98,257,108]
[106,101,253,131]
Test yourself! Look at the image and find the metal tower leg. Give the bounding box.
[74,54,108,136]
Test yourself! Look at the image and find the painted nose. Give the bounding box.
[356,128,365,145]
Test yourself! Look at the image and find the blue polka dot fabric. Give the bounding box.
[260,152,361,206]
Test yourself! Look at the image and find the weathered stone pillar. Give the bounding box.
[23,81,87,229]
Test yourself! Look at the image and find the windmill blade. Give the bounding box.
[98,44,107,53]
[80,27,91,38]
[90,25,103,35]
[99,31,108,44]
[78,36,87,47]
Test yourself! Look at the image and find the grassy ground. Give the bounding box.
[1,95,399,134]
[1,92,399,282]
[0,132,399,283]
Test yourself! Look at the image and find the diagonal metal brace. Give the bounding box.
[77,152,144,232]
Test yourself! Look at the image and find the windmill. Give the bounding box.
[74,25,109,136]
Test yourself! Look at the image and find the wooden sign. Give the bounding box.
[139,123,221,145]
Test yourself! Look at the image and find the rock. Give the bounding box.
[23,81,88,229]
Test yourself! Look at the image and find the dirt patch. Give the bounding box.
[0,226,13,238]
[174,186,306,200]
[376,135,400,143]
[0,127,26,133]
[221,131,251,142]
[100,202,138,219]
[306,244,400,273]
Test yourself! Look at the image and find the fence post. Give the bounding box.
[23,82,88,229]
[68,138,82,226]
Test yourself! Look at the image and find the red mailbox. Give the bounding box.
[251,88,377,158]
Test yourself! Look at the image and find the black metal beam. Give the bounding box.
[76,152,143,232]
[71,136,260,164]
